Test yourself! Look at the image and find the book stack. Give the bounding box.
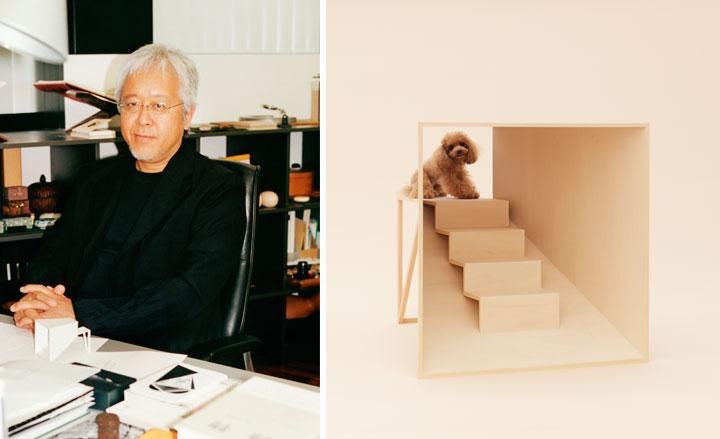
[287,208,320,265]
[7,385,94,439]
[107,363,230,430]
[236,115,278,130]
[69,117,116,139]
[2,361,97,439]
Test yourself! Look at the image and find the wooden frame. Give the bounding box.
[396,193,418,324]
[415,122,649,377]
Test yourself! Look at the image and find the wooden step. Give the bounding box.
[460,259,541,299]
[478,290,560,333]
[448,228,525,263]
[424,198,509,230]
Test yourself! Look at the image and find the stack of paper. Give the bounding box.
[1,361,97,439]
[107,363,231,430]
[173,376,320,439]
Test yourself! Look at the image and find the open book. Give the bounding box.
[33,80,119,133]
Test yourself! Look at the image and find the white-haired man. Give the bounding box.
[10,44,244,353]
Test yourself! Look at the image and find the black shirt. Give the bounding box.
[76,168,162,298]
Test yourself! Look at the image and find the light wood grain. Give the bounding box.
[420,203,643,376]
[2,148,22,186]
[461,260,541,299]
[493,126,649,357]
[448,228,525,263]
[425,198,509,230]
[479,291,559,333]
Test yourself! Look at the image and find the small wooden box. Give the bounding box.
[3,199,30,217]
[289,171,313,196]
[4,185,28,201]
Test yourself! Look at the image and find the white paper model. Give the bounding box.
[34,318,90,361]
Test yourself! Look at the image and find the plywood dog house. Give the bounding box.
[399,124,649,377]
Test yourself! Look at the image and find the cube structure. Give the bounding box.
[35,318,79,361]
[417,124,649,376]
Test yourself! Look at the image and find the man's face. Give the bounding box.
[119,66,195,172]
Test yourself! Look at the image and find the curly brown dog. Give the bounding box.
[408,131,480,199]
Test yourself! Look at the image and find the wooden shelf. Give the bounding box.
[0,229,45,243]
[258,199,320,216]
[188,126,319,138]
[0,129,115,149]
[249,286,297,300]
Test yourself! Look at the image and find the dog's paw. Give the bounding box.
[456,191,480,199]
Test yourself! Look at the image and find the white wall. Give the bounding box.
[16,52,318,185]
[61,53,319,125]
[0,48,39,114]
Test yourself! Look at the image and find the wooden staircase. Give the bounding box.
[425,198,560,333]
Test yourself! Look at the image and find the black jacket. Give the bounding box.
[24,145,245,352]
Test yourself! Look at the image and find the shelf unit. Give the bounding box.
[0,126,320,365]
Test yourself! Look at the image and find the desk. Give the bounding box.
[0,314,319,438]
[0,314,317,389]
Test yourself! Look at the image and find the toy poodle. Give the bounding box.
[408,131,480,199]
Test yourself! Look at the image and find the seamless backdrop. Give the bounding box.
[327,1,720,437]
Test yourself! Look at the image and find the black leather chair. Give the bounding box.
[187,160,261,370]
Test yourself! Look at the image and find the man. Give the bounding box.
[10,44,244,353]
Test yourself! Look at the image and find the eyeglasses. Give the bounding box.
[118,101,184,115]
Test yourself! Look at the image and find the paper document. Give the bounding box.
[67,350,186,380]
[173,377,320,439]
[238,376,320,415]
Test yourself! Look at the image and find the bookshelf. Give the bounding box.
[0,125,320,366]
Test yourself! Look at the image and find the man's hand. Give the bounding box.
[10,284,75,330]
[13,308,42,330]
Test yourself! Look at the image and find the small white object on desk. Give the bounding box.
[293,195,310,203]
[259,191,279,208]
[34,318,91,362]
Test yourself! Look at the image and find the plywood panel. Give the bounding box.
[493,126,649,356]
[421,231,644,376]
[2,148,22,186]
[448,229,525,263]
[425,198,509,230]
[479,291,559,333]
[462,260,541,299]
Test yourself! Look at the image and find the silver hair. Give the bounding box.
[115,43,198,114]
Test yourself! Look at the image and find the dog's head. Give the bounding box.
[441,131,479,164]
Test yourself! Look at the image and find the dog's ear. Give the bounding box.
[463,133,480,164]
[440,133,452,152]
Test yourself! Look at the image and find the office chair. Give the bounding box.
[187,160,261,370]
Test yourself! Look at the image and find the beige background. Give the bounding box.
[327,1,720,437]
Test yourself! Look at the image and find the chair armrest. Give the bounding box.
[187,334,261,362]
